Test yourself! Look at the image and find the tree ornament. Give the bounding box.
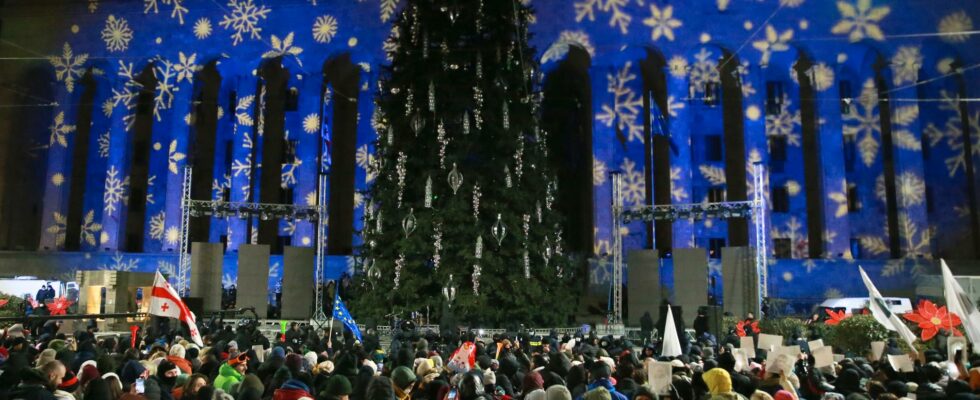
[504,165,512,188]
[448,163,463,195]
[473,86,484,129]
[475,235,483,259]
[428,80,436,112]
[476,53,483,79]
[402,208,417,238]
[440,40,450,70]
[554,226,563,256]
[492,213,506,245]
[432,222,443,270]
[462,112,470,135]
[437,120,448,168]
[422,32,429,59]
[424,175,433,208]
[545,181,556,210]
[523,249,530,279]
[514,133,524,179]
[396,152,408,208]
[387,125,395,145]
[536,201,542,223]
[443,274,457,306]
[405,88,414,116]
[522,214,530,238]
[394,253,405,289]
[502,101,510,130]
[542,236,552,266]
[368,261,382,280]
[472,263,481,295]
[375,210,382,233]
[410,114,424,135]
[472,184,481,220]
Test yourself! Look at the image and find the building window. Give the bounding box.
[706,135,723,162]
[839,80,852,115]
[285,87,299,111]
[284,140,299,164]
[847,183,860,212]
[772,185,789,213]
[766,81,784,115]
[843,134,856,173]
[708,186,725,203]
[770,135,788,161]
[709,238,725,259]
[774,238,792,259]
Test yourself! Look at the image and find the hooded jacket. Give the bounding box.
[273,379,315,400]
[213,363,243,392]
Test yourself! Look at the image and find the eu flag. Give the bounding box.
[333,291,362,342]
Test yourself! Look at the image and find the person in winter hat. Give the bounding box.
[547,385,573,400]
[702,368,747,400]
[236,374,265,400]
[167,344,192,374]
[214,353,248,392]
[322,375,353,400]
[54,370,80,400]
[144,359,180,400]
[575,363,626,400]
[391,366,416,400]
[36,348,57,368]
[120,360,149,390]
[273,378,315,400]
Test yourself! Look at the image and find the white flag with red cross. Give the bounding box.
[149,271,203,347]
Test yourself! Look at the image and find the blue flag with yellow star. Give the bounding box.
[333,291,362,342]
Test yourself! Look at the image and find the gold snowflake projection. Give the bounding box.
[79,210,102,246]
[382,25,400,62]
[235,94,255,127]
[380,0,398,22]
[642,4,682,42]
[212,174,231,200]
[619,158,646,206]
[101,15,133,53]
[939,11,973,43]
[541,30,595,64]
[831,0,890,42]
[262,32,304,66]
[303,114,320,134]
[890,46,922,86]
[103,166,129,214]
[168,140,186,174]
[593,227,612,256]
[145,0,189,25]
[46,212,67,247]
[111,61,141,130]
[890,104,922,152]
[772,217,807,259]
[842,79,881,167]
[165,226,180,246]
[305,191,317,206]
[89,0,98,13]
[220,0,272,46]
[765,95,801,146]
[668,55,688,79]
[925,90,980,177]
[872,171,925,209]
[666,95,684,118]
[281,159,302,188]
[780,0,805,6]
[785,180,801,196]
[827,179,850,218]
[149,211,166,240]
[356,145,376,183]
[48,111,76,148]
[98,131,110,158]
[699,165,726,186]
[593,159,607,186]
[194,18,213,39]
[752,25,793,66]
[596,62,643,143]
[101,99,114,118]
[792,62,835,92]
[575,0,634,35]
[150,57,179,121]
[51,173,64,187]
[736,61,756,98]
[825,288,843,299]
[670,167,688,202]
[689,48,720,95]
[312,15,338,44]
[173,52,199,84]
[48,43,89,93]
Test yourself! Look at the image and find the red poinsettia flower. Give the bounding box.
[46,297,73,316]
[903,299,962,341]
[825,309,849,325]
[0,299,8,308]
[736,320,760,337]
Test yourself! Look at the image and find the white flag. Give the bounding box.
[661,306,682,358]
[942,259,980,348]
[859,267,916,351]
[149,272,203,347]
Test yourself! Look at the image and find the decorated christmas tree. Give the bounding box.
[352,0,576,327]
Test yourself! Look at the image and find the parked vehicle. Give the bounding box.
[819,297,913,315]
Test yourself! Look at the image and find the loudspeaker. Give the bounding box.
[722,246,758,318]
[673,248,708,315]
[237,244,270,314]
[182,297,203,320]
[281,246,315,320]
[627,250,661,325]
[190,242,224,312]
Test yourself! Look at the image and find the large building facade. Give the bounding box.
[0,0,977,310]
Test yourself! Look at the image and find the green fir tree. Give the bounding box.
[351,0,577,327]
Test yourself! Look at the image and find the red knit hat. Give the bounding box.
[80,364,101,386]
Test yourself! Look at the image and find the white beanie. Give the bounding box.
[169,344,186,359]
[304,351,318,369]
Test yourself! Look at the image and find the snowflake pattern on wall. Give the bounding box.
[356,144,377,183]
[642,4,682,42]
[925,90,980,178]
[144,0,189,25]
[48,43,89,93]
[938,11,972,43]
[842,79,881,167]
[303,113,320,134]
[173,52,199,84]
[103,166,129,214]
[541,30,595,64]
[262,32,304,67]
[765,95,801,146]
[212,174,231,200]
[101,15,133,52]
[792,62,835,92]
[312,15,338,43]
[46,212,68,247]
[890,46,922,86]
[619,158,645,206]
[596,62,643,143]
[831,0,890,42]
[149,211,166,239]
[49,111,76,148]
[689,48,720,94]
[281,159,302,188]
[235,94,255,126]
[828,179,850,218]
[194,18,213,39]
[593,159,607,186]
[752,25,793,66]
[102,252,140,271]
[219,0,271,46]
[380,0,398,22]
[574,0,635,35]
[168,139,186,174]
[670,167,688,202]
[98,131,110,158]
[80,210,102,246]
[668,55,687,78]
[772,217,806,259]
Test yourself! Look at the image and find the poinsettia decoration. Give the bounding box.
[46,297,73,316]
[825,308,849,325]
[0,299,8,308]
[735,320,760,337]
[903,299,962,341]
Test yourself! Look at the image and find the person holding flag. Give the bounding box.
[859,267,918,353]
[332,290,362,343]
[148,271,203,347]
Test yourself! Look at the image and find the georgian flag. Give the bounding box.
[859,267,917,352]
[149,271,203,347]
[942,260,980,348]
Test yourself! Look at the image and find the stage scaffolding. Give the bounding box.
[610,162,769,324]
[176,167,331,325]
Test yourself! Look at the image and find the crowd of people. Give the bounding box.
[0,315,979,400]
